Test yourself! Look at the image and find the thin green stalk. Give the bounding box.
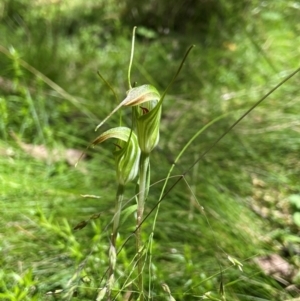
[112,184,125,247]
[136,152,150,301]
[128,26,137,90]
[108,184,125,299]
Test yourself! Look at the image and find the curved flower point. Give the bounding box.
[94,85,160,132]
[92,127,140,185]
[123,85,160,106]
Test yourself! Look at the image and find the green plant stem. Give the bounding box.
[112,184,125,246]
[108,184,125,299]
[128,26,137,89]
[136,152,150,300]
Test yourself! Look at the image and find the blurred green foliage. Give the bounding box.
[1,0,300,300]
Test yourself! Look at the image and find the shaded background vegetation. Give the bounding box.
[1,0,300,300]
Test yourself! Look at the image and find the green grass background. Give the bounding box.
[1,0,300,300]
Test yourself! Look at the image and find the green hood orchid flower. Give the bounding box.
[94,84,161,155]
[91,126,140,185]
[123,84,161,154]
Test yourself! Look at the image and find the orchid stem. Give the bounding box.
[112,184,125,246]
[136,152,150,301]
[108,184,125,300]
